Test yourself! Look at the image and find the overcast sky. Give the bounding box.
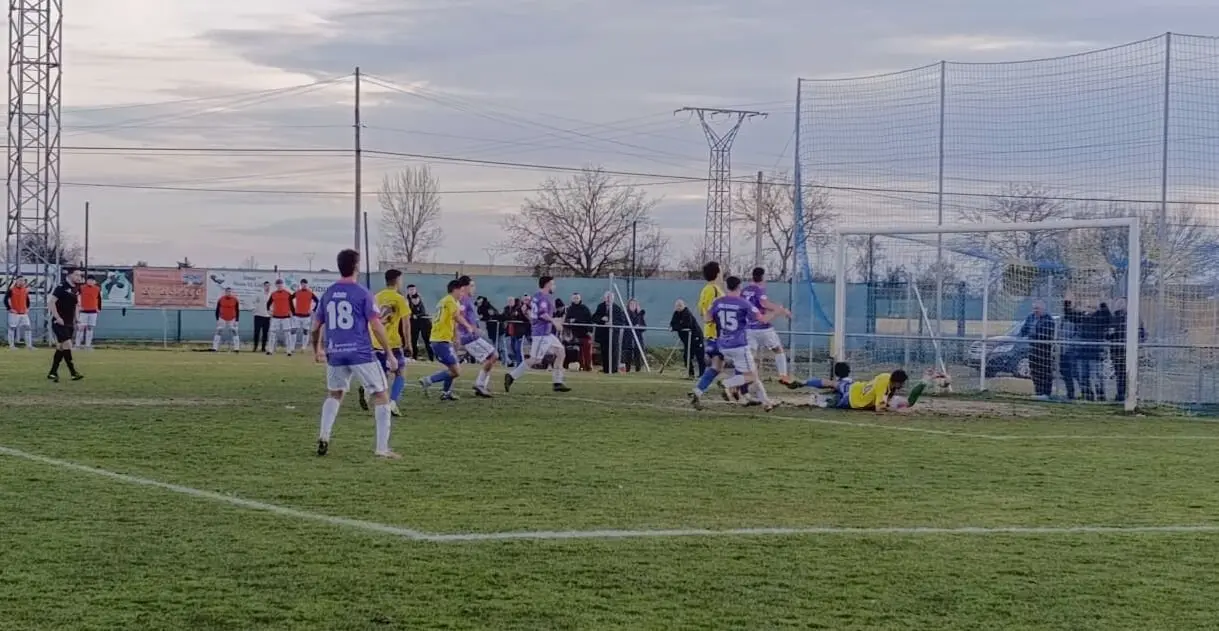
[60,0,1219,269]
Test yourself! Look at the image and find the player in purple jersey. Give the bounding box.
[741,267,794,385]
[310,249,400,459]
[504,275,571,393]
[690,275,777,411]
[456,276,500,398]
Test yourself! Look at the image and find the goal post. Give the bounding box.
[832,217,1141,412]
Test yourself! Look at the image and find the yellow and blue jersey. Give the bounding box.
[372,288,411,350]
[848,373,893,410]
[698,282,722,339]
[431,294,460,344]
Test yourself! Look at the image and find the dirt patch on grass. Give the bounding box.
[5,395,233,407]
[767,392,1048,419]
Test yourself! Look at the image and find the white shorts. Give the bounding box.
[216,319,238,332]
[78,312,99,327]
[530,334,563,359]
[326,361,388,394]
[721,346,757,373]
[8,313,30,329]
[292,316,312,330]
[746,328,782,352]
[464,338,497,363]
[270,318,292,333]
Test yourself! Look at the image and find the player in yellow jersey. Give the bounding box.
[359,269,413,415]
[419,279,473,401]
[692,261,730,398]
[846,369,910,412]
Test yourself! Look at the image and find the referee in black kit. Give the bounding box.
[47,267,84,382]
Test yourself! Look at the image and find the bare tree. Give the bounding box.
[6,232,83,266]
[732,172,835,280]
[378,165,444,263]
[1079,203,1217,285]
[675,235,755,280]
[958,183,1072,264]
[500,168,668,278]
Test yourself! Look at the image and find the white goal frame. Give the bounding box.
[833,217,1141,412]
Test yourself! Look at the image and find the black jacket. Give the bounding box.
[1064,300,1111,360]
[592,302,628,343]
[502,303,528,337]
[565,302,593,338]
[407,294,428,320]
[670,308,701,341]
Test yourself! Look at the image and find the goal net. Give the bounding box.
[831,218,1142,411]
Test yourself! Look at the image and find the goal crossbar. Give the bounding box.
[831,217,1141,411]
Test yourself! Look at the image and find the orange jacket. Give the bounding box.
[79,284,102,312]
[268,289,293,318]
[216,295,240,322]
[4,286,29,314]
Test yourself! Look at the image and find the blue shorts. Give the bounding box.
[704,338,722,359]
[375,348,406,373]
[431,341,459,367]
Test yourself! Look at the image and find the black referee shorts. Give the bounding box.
[52,324,74,344]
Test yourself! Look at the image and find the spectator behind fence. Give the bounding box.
[623,298,646,372]
[1058,310,1080,400]
[1107,297,1145,404]
[1064,296,1111,401]
[251,281,272,353]
[476,296,501,347]
[593,292,628,373]
[670,299,705,378]
[502,296,527,367]
[565,292,594,371]
[405,284,434,362]
[1019,299,1056,400]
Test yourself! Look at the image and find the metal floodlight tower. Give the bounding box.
[6,0,63,288]
[676,107,765,265]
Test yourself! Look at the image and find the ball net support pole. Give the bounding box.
[1124,219,1141,412]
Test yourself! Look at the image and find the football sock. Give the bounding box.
[74,328,84,346]
[476,369,490,388]
[62,350,77,375]
[774,353,788,376]
[268,335,277,353]
[551,361,564,384]
[442,375,454,393]
[50,349,62,374]
[695,367,720,394]
[390,374,406,401]
[212,335,222,351]
[231,335,240,350]
[805,377,827,388]
[373,403,392,453]
[509,361,528,379]
[751,380,771,404]
[319,397,341,441]
[286,333,296,353]
[722,374,747,389]
[85,329,94,347]
[24,329,32,348]
[428,370,448,384]
[6,328,13,348]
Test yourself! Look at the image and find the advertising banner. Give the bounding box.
[204,269,338,308]
[78,267,135,307]
[133,267,207,307]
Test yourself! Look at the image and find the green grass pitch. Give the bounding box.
[3,349,1219,630]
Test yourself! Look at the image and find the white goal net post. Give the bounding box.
[831,217,1142,412]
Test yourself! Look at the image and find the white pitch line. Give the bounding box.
[5,444,1219,543]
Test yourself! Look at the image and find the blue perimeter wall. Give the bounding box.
[3,274,1013,345]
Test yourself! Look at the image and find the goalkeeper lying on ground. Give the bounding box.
[786,364,925,412]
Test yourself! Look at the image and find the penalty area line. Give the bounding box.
[4,445,1219,543]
